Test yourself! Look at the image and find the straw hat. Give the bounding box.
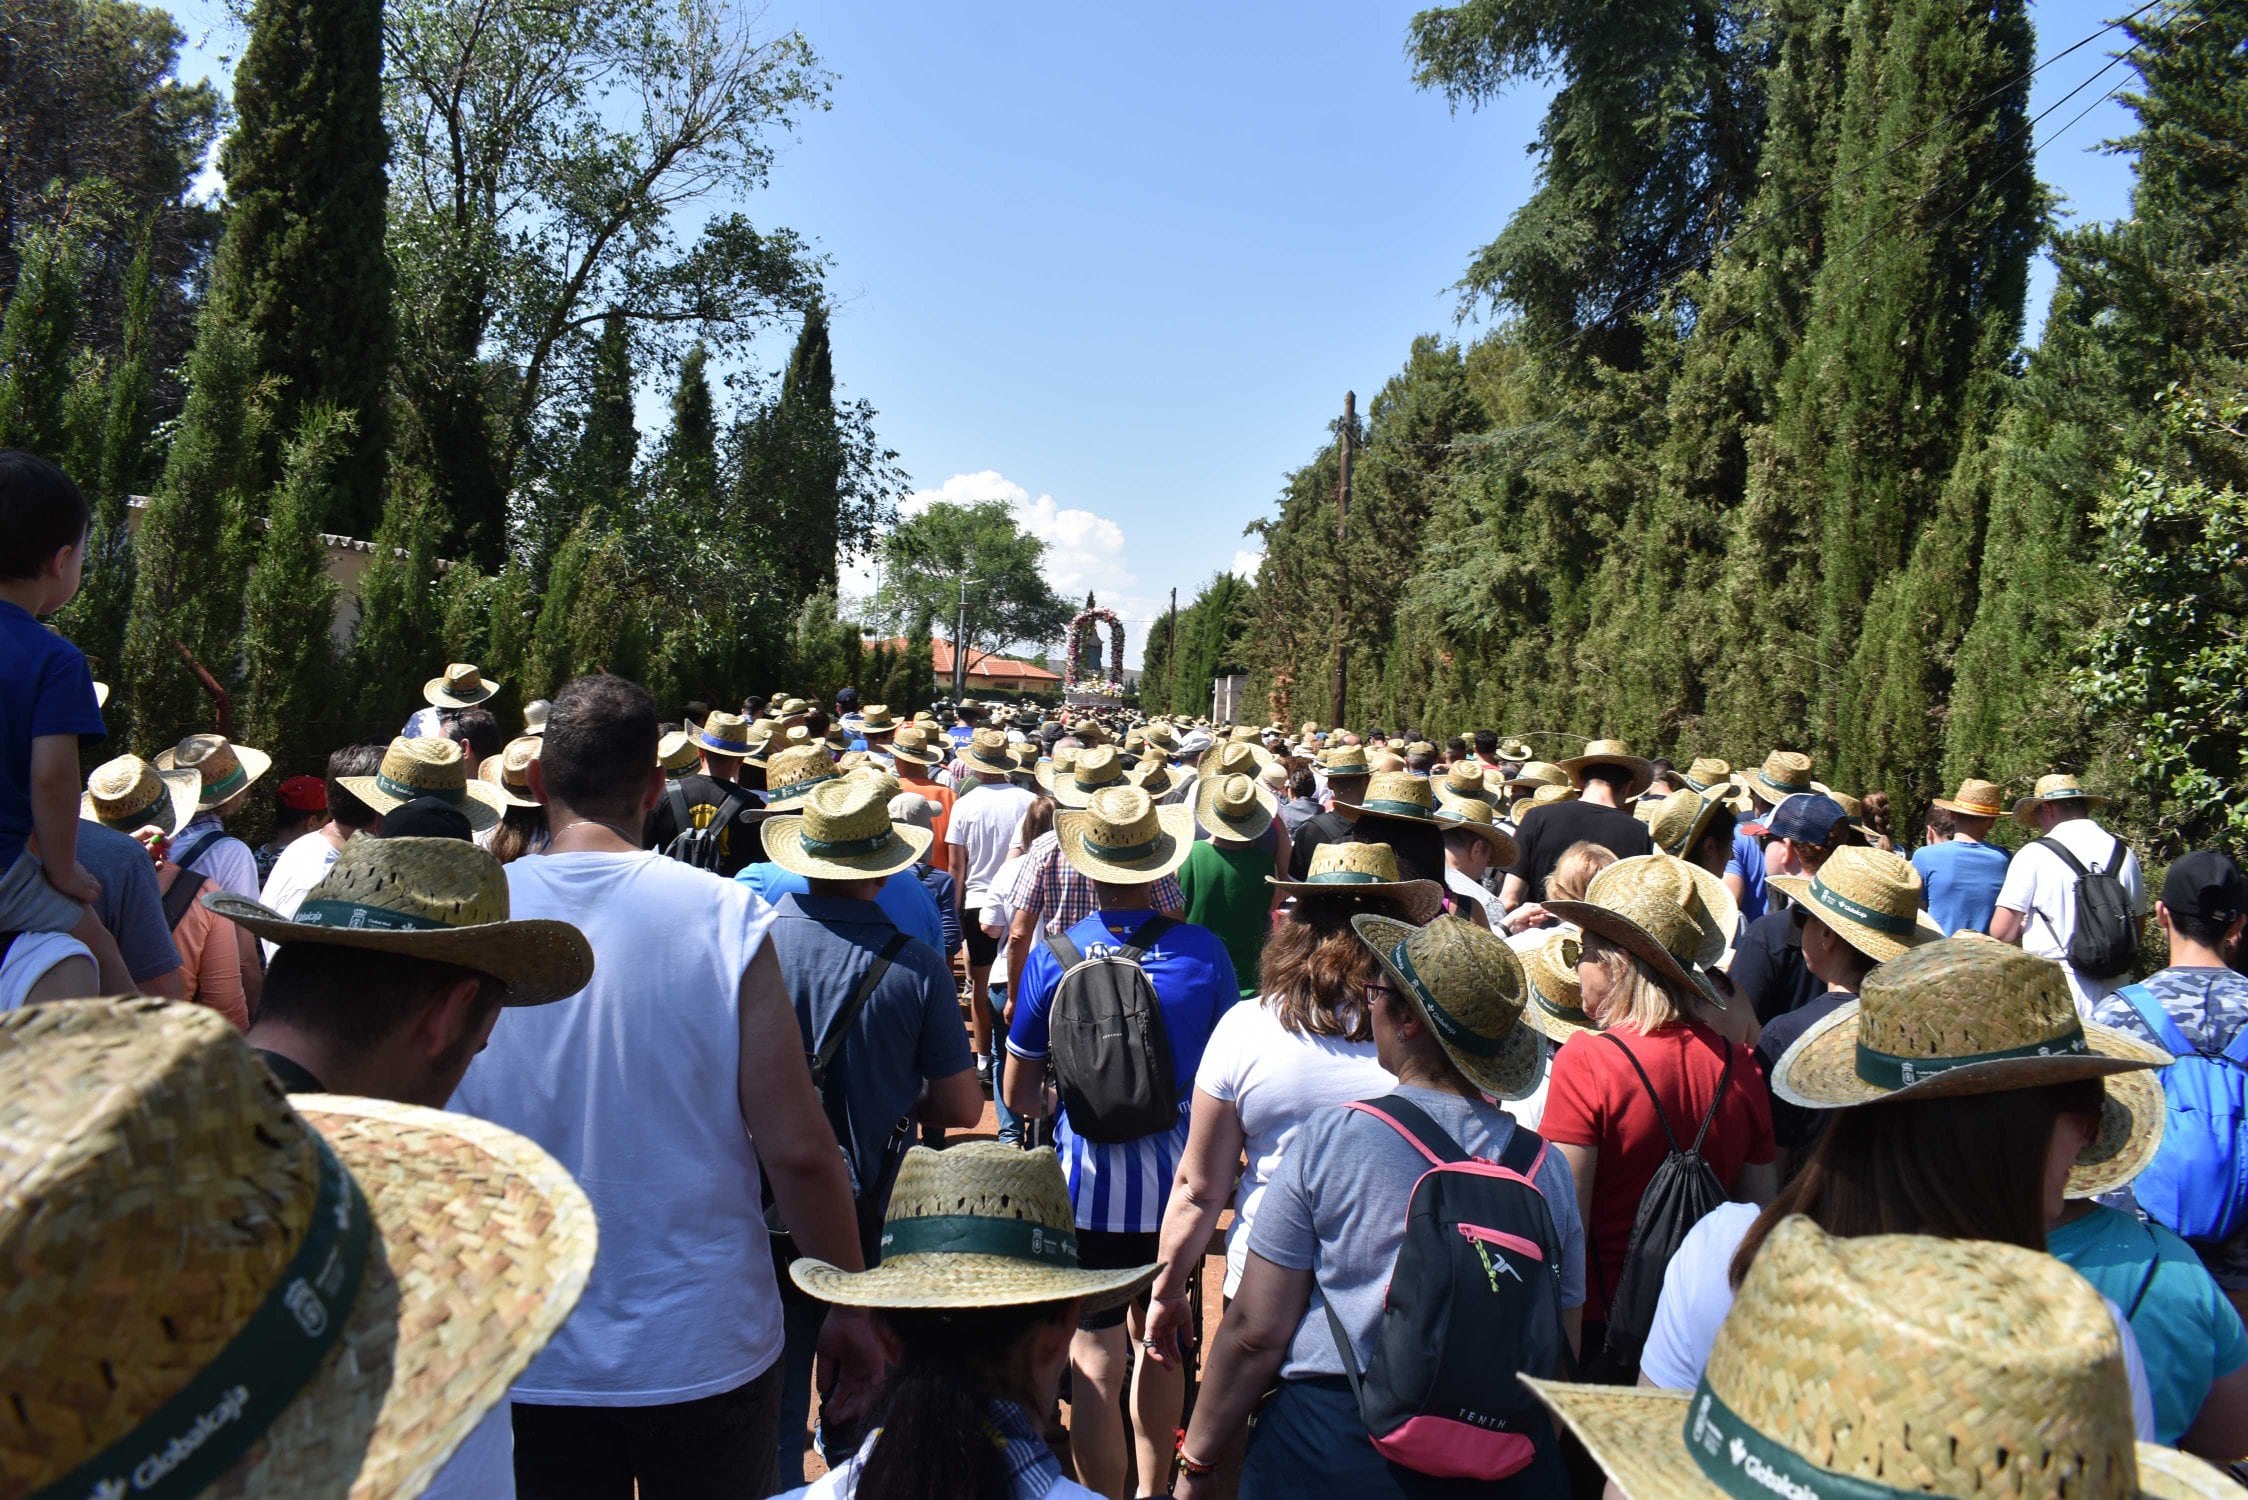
[1335,770,1443,824]
[1141,722,1181,755]
[1352,913,1542,1100]
[1646,787,1733,862]
[479,735,544,808]
[208,836,595,1005]
[1198,740,1268,783]
[1054,786,1195,886]
[1435,762,1499,810]
[81,754,200,837]
[1742,749,1815,805]
[1680,756,1732,793]
[1556,738,1655,799]
[1435,798,1518,866]
[793,1143,1159,1312]
[1040,743,1131,808]
[1932,776,2007,819]
[887,722,944,767]
[850,765,904,803]
[157,732,273,811]
[1526,1215,2231,1500]
[764,743,844,808]
[959,727,1017,777]
[1507,760,1571,790]
[1526,783,1579,808]
[337,737,505,832]
[1269,841,1445,925]
[694,709,758,758]
[777,696,810,717]
[1496,738,1532,764]
[0,1000,596,1500]
[1768,846,1942,964]
[1129,750,1176,797]
[1194,773,1276,843]
[423,661,501,708]
[1546,854,1732,1009]
[1521,929,1596,1044]
[1071,718,1109,747]
[858,703,899,733]
[1323,744,1372,777]
[1769,936,2168,1195]
[657,729,701,775]
[2014,772,2113,827]
[761,776,931,881]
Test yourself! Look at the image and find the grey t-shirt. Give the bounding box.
[79,821,181,984]
[1250,1085,1586,1380]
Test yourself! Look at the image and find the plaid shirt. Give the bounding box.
[1007,829,1184,934]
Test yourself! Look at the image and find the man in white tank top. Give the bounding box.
[452,674,883,1500]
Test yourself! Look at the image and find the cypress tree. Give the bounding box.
[348,478,442,733]
[203,0,393,534]
[0,224,85,457]
[63,228,161,676]
[573,315,638,524]
[117,323,271,750]
[238,406,348,772]
[768,302,842,599]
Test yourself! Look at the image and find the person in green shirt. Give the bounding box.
[1180,772,1280,997]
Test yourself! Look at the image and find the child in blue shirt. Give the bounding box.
[0,452,132,991]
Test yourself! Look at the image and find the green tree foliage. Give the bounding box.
[204,0,394,535]
[0,223,87,457]
[348,478,443,732]
[63,227,161,674]
[0,0,222,391]
[569,315,639,528]
[117,323,272,750]
[524,521,647,698]
[1163,573,1258,720]
[871,499,1072,665]
[238,407,349,772]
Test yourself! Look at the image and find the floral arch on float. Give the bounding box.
[1065,607,1127,704]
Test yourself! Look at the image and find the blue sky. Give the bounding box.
[166,0,2144,663]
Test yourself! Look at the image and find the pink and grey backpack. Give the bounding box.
[1322,1096,1570,1481]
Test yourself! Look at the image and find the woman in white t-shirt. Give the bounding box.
[1141,850,1445,1364]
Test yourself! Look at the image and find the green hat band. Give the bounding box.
[1804,878,1917,936]
[1528,978,1591,1028]
[1083,832,1163,862]
[293,899,454,933]
[882,1214,1079,1268]
[1855,1025,2089,1090]
[1360,798,1432,816]
[1684,1377,1927,1500]
[769,772,839,802]
[798,831,896,858]
[1308,870,1385,885]
[1387,940,1504,1057]
[199,762,249,800]
[375,771,461,807]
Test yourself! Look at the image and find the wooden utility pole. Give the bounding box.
[1330,390,1354,729]
[1167,586,1177,711]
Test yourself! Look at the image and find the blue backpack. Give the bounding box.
[2116,983,2248,1243]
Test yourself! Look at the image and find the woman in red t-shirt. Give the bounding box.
[1543,854,1776,1377]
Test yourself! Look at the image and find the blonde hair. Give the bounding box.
[1580,931,1688,1034]
[1547,840,1619,904]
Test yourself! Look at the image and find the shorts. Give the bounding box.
[964,909,1001,968]
[1075,1229,1160,1330]
[0,848,87,936]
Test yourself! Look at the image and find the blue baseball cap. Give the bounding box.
[1745,792,1849,844]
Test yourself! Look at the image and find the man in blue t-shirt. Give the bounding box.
[1911,778,2012,935]
[1001,784,1237,1499]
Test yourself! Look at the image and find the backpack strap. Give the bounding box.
[1497,1121,1549,1181]
[1688,1043,1736,1155]
[708,789,745,834]
[2126,1220,2163,1322]
[1601,1033,1683,1154]
[810,932,910,1089]
[1113,913,1177,962]
[2116,982,2195,1058]
[170,830,222,873]
[1043,930,1085,971]
[2035,835,2095,879]
[1341,1095,1471,1166]
[161,870,208,933]
[663,783,692,844]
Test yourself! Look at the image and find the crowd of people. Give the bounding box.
[3,444,2247,1499]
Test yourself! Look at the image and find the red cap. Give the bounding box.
[277,775,328,813]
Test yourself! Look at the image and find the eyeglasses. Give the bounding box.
[1363,981,1401,1008]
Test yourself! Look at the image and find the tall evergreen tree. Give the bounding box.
[238,406,348,772]
[572,314,639,524]
[68,227,163,673]
[348,478,442,731]
[202,0,393,534]
[746,302,843,598]
[0,224,86,457]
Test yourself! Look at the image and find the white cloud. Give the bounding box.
[844,469,1164,666]
[1231,548,1264,582]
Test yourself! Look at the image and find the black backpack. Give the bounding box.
[2034,835,2141,979]
[659,782,744,872]
[1043,916,1181,1144]
[1597,1034,1735,1376]
[1323,1097,1568,1481]
[161,870,208,933]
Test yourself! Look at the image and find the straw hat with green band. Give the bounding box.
[761,776,932,881]
[206,835,595,1007]
[480,735,545,809]
[657,729,701,775]
[1334,769,1443,824]
[1198,739,1268,783]
[1742,749,1814,805]
[1194,772,1276,842]
[959,727,1017,777]
[1681,757,1751,816]
[1521,929,1597,1044]
[1545,854,1732,1012]
[1496,737,1531,764]
[1269,841,1445,923]
[1526,1215,2232,1500]
[423,660,502,708]
[1434,761,1499,810]
[1506,759,1571,790]
[337,737,506,832]
[1322,743,1372,777]
[1768,935,2166,1196]
[82,754,200,837]
[1932,776,2006,819]
[1039,743,1131,808]
[156,732,273,811]
[1767,846,1942,965]
[1555,738,1656,799]
[1351,912,1544,1100]
[1054,785,1195,885]
[2013,772,2114,827]
[762,743,844,807]
[1129,749,1177,798]
[793,1143,1159,1312]
[1434,797,1518,866]
[886,722,944,767]
[1646,787,1734,862]
[857,703,899,734]
[0,1000,595,1500]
